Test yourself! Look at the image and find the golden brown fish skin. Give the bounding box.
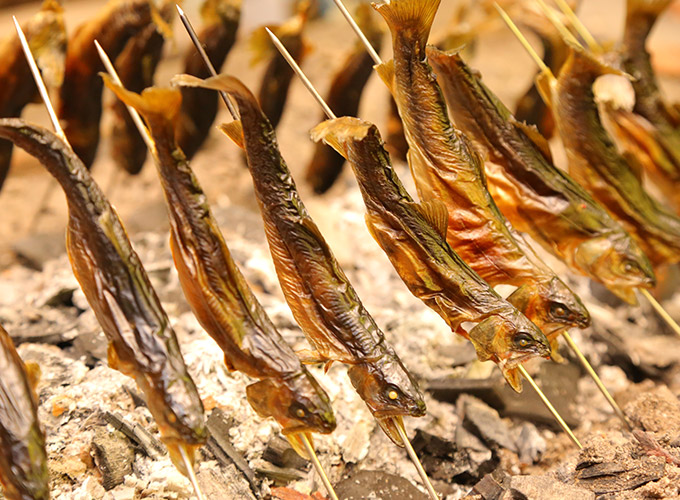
[176,0,241,159]
[175,74,425,443]
[0,325,50,500]
[0,118,206,471]
[58,0,153,168]
[427,47,655,304]
[553,46,680,268]
[0,0,65,190]
[310,117,551,392]
[110,16,167,175]
[304,4,382,194]
[255,2,309,129]
[104,80,336,445]
[374,0,589,333]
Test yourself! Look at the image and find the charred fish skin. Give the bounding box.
[427,47,655,303]
[304,3,383,194]
[621,0,678,131]
[553,46,680,268]
[177,0,241,159]
[373,0,589,332]
[104,79,336,442]
[0,325,50,500]
[0,0,65,190]
[58,0,153,168]
[110,9,168,176]
[175,73,426,439]
[311,117,551,392]
[0,119,206,468]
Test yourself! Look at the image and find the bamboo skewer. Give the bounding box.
[179,445,206,500]
[518,364,582,448]
[97,38,340,500]
[640,289,680,339]
[265,26,440,500]
[552,0,602,52]
[533,0,582,47]
[175,4,238,120]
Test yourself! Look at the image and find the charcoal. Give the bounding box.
[334,470,429,499]
[509,474,595,500]
[91,426,135,490]
[462,396,517,452]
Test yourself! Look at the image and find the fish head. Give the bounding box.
[347,353,426,445]
[574,234,656,304]
[245,370,336,443]
[468,311,551,392]
[507,279,590,334]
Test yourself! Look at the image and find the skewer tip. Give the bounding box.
[176,4,185,17]
[179,445,206,500]
[393,416,440,500]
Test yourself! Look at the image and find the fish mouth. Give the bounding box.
[376,416,406,447]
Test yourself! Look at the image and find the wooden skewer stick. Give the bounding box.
[14,15,61,235]
[532,0,583,48]
[518,364,583,448]
[330,0,382,65]
[175,4,239,120]
[494,3,553,78]
[179,445,206,500]
[98,37,341,500]
[640,289,680,339]
[96,41,208,500]
[265,26,440,500]
[561,331,632,430]
[301,433,339,500]
[552,0,602,52]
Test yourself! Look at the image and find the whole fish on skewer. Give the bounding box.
[177,0,241,159]
[372,0,589,343]
[0,324,50,500]
[0,118,207,476]
[176,73,426,446]
[304,3,383,194]
[104,78,337,459]
[109,1,173,176]
[426,47,656,305]
[312,117,551,391]
[0,0,64,191]
[58,0,154,167]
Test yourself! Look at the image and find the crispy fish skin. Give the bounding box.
[176,73,425,445]
[104,80,336,457]
[428,47,655,304]
[373,0,589,334]
[0,118,206,472]
[0,325,49,500]
[311,117,551,392]
[58,0,153,168]
[553,46,680,268]
[176,0,241,159]
[304,4,383,194]
[110,13,168,175]
[0,0,65,190]
[253,2,309,129]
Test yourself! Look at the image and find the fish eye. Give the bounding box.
[385,384,401,401]
[623,260,638,273]
[550,302,568,318]
[514,332,534,348]
[290,403,308,419]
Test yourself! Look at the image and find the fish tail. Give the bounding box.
[102,73,182,127]
[627,0,672,17]
[310,116,373,157]
[373,0,440,49]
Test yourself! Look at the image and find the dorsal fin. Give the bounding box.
[219,120,244,150]
[409,199,449,239]
[375,59,395,93]
[511,117,553,163]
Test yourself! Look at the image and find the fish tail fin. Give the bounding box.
[375,59,395,93]
[627,0,672,17]
[310,117,373,157]
[373,0,440,49]
[102,73,182,127]
[220,120,245,149]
